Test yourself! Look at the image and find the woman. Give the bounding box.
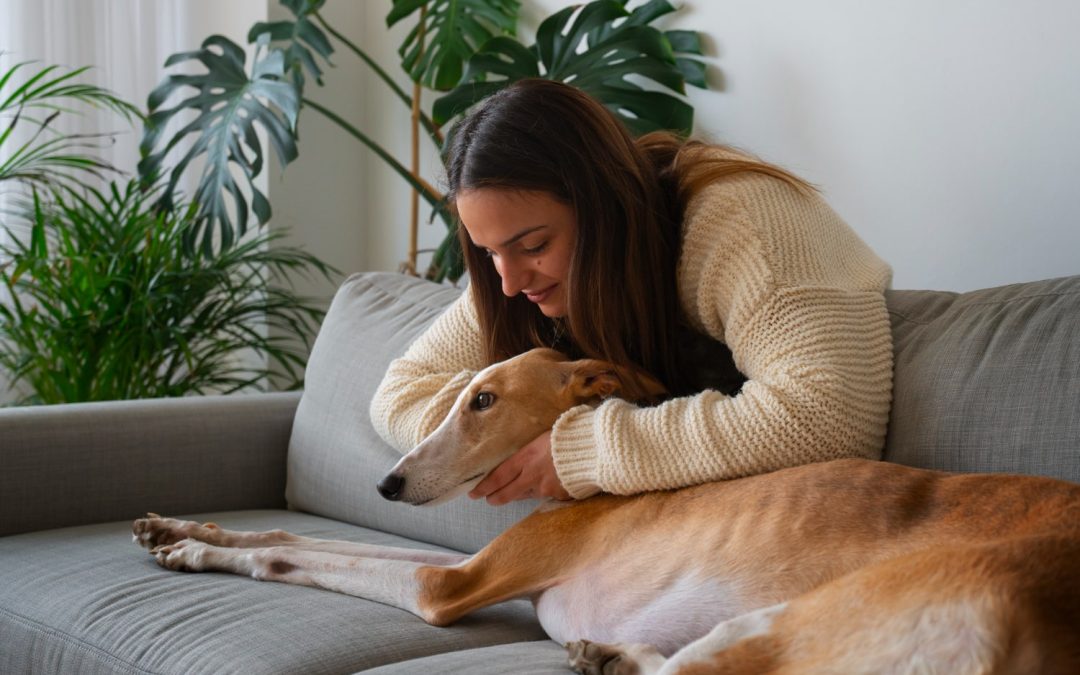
[371,79,894,506]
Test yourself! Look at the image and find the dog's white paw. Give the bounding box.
[151,538,210,572]
[132,514,220,550]
[567,640,647,675]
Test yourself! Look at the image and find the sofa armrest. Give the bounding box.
[0,391,302,536]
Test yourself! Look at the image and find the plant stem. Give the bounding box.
[301,96,443,206]
[314,11,444,147]
[407,3,428,277]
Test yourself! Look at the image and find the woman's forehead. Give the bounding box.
[457,189,575,244]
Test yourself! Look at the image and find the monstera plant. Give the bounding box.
[139,0,709,279]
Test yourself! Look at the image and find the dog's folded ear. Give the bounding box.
[565,359,668,405]
[567,360,622,402]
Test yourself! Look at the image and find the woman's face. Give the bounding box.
[457,188,577,318]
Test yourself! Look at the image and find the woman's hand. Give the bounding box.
[468,430,571,505]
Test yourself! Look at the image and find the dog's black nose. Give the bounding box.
[377,473,405,501]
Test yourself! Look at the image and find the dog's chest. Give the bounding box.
[533,568,748,656]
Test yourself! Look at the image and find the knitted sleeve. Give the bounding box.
[369,291,487,453]
[550,173,895,498]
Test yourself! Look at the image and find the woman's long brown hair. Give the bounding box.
[444,79,812,394]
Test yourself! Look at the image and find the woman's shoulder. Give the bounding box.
[683,144,816,209]
[679,145,811,249]
[678,146,891,292]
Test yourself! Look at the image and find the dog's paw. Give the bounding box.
[151,539,210,572]
[132,514,219,550]
[567,640,646,675]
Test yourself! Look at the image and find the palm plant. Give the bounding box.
[138,0,709,280]
[0,59,141,195]
[0,180,335,405]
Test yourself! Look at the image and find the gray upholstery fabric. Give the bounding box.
[0,392,301,537]
[5,269,1079,675]
[884,276,1080,480]
[287,272,540,554]
[360,641,572,674]
[0,510,546,675]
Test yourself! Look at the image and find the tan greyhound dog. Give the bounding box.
[133,348,1080,674]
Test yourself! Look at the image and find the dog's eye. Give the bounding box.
[472,392,495,411]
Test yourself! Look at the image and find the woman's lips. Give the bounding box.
[524,284,556,303]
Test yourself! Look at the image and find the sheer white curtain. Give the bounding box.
[0,0,267,403]
[0,0,267,222]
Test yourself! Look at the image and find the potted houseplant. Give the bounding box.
[0,59,335,405]
[139,0,710,281]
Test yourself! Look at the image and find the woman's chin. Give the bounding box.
[538,303,566,318]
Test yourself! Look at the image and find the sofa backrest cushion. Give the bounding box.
[289,271,1080,553]
[286,272,537,554]
[884,275,1080,482]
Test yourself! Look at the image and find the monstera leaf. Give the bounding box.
[138,35,300,255]
[433,0,707,136]
[248,0,334,89]
[388,0,520,91]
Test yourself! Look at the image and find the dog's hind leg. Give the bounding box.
[567,640,668,675]
[566,602,787,675]
[132,514,468,565]
[647,536,1080,675]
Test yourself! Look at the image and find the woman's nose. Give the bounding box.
[495,257,529,297]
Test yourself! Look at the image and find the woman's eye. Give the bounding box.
[472,392,495,410]
[522,241,549,255]
[482,248,494,258]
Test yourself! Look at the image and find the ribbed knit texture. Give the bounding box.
[370,165,894,498]
[369,293,485,449]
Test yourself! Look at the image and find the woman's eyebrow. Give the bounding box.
[500,225,547,248]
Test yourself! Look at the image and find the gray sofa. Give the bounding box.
[2,271,1078,674]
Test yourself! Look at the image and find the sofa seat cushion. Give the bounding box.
[361,640,572,674]
[0,510,546,675]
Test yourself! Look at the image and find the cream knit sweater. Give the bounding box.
[370,168,894,499]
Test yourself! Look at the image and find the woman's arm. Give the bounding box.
[370,291,487,452]
[551,174,895,498]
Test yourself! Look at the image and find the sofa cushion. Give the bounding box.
[287,272,539,554]
[884,275,1080,481]
[0,510,546,675]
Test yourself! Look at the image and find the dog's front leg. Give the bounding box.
[152,539,444,621]
[133,514,468,566]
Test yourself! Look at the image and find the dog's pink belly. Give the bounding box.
[533,570,750,656]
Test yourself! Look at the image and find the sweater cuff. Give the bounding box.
[551,404,602,499]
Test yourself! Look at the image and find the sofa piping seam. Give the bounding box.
[888,288,1078,328]
[887,310,932,326]
[350,274,461,312]
[952,289,1078,310]
[0,605,157,675]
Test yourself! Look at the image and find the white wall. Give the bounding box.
[295,0,1080,292]
[266,0,367,303]
[667,0,1080,291]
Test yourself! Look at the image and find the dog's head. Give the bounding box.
[376,348,666,506]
